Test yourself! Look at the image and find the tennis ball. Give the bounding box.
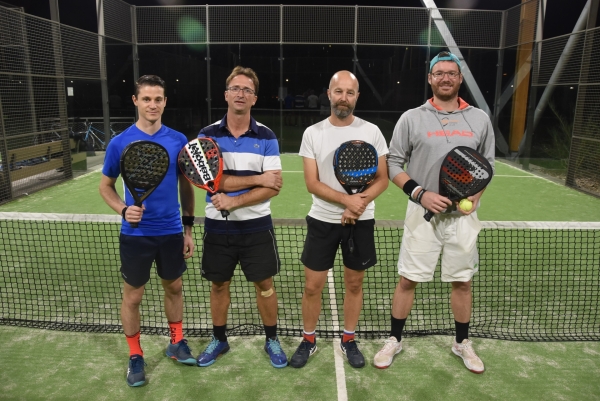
[459,199,473,212]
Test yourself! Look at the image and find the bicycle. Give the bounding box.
[75,120,122,152]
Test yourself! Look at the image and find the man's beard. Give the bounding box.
[332,102,354,118]
[433,83,459,101]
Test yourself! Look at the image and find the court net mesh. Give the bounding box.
[1,212,598,341]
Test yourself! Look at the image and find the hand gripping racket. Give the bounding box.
[333,140,378,253]
[120,140,170,228]
[423,146,493,222]
[178,137,229,218]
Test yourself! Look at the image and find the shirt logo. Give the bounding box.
[254,143,260,148]
[427,130,473,138]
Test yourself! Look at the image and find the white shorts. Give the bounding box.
[397,201,481,282]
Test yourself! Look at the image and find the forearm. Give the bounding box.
[99,178,126,214]
[229,187,279,209]
[361,174,389,203]
[220,174,261,192]
[307,180,348,207]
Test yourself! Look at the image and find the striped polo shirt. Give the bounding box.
[198,114,282,235]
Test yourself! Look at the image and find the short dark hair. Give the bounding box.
[134,75,166,97]
[225,66,259,95]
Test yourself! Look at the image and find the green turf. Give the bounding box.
[1,154,600,222]
[1,326,598,401]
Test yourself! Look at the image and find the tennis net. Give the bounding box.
[1,212,598,341]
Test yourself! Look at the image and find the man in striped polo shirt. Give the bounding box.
[195,66,287,368]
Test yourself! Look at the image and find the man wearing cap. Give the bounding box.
[373,51,495,373]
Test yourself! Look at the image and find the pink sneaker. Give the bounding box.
[373,336,402,369]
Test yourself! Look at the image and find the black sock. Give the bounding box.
[264,324,277,340]
[213,325,227,342]
[455,321,470,344]
[391,316,406,341]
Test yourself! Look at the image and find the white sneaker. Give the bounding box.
[452,339,484,373]
[373,336,403,369]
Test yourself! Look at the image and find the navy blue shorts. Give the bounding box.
[301,216,377,271]
[119,233,187,287]
[201,229,280,283]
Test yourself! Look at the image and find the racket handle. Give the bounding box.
[221,210,230,218]
[348,225,355,254]
[129,202,142,228]
[423,210,434,222]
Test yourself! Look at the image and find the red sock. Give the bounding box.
[342,331,355,343]
[126,332,143,356]
[168,320,184,344]
[303,331,316,344]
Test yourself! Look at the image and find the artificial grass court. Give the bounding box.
[2,153,600,222]
[1,154,600,401]
[1,326,599,401]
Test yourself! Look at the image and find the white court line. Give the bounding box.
[327,269,347,401]
[73,164,103,180]
[495,160,564,187]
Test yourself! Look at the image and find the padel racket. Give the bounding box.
[423,146,493,222]
[333,140,378,253]
[178,137,229,218]
[120,140,170,228]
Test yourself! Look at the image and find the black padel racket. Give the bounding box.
[333,140,378,253]
[423,146,493,222]
[120,140,170,228]
[178,137,229,218]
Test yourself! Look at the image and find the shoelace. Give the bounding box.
[178,339,192,354]
[130,357,145,373]
[299,339,315,351]
[343,340,360,354]
[267,339,284,355]
[204,337,220,354]
[381,339,399,352]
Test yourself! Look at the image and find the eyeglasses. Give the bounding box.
[227,86,255,96]
[431,71,461,80]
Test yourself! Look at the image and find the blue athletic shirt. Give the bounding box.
[198,114,282,235]
[103,124,188,236]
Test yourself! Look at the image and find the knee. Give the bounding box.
[163,279,183,297]
[211,281,230,294]
[452,280,471,293]
[304,282,324,297]
[399,277,418,292]
[345,280,363,295]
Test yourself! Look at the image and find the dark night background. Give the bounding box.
[0,0,595,153]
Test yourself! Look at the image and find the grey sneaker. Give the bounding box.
[373,336,403,369]
[452,339,484,373]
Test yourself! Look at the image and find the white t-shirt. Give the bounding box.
[299,116,389,223]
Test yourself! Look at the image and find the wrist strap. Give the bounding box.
[182,216,195,227]
[403,179,419,197]
[121,206,128,220]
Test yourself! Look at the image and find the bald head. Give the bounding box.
[329,70,359,92]
[328,70,360,121]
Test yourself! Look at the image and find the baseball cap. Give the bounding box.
[429,51,461,72]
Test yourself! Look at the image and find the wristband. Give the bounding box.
[403,179,419,197]
[121,206,128,220]
[410,185,422,199]
[416,189,427,204]
[182,216,195,227]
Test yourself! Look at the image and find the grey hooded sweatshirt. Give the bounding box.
[388,97,495,195]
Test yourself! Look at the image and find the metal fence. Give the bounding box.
[1,0,599,205]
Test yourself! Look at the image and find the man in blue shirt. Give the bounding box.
[99,75,196,387]
[195,66,287,368]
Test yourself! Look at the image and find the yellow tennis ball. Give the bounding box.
[459,199,473,212]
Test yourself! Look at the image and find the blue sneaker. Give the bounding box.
[126,354,146,387]
[197,335,230,367]
[264,337,288,368]
[166,339,196,365]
